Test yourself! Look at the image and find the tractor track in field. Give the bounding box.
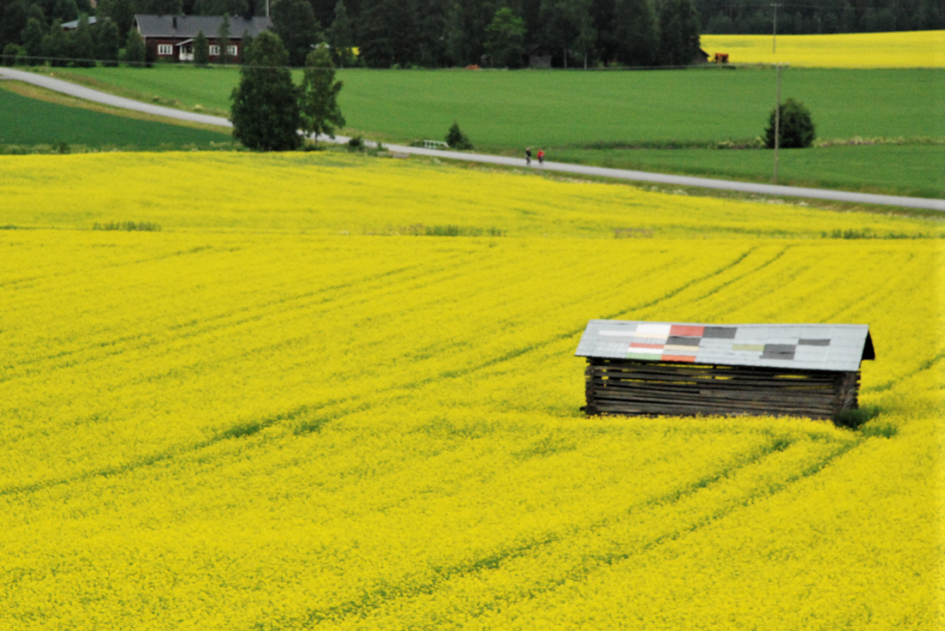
[2,67,942,212]
[0,249,765,496]
[280,432,859,629]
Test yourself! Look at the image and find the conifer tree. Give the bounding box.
[657,0,700,66]
[218,13,231,65]
[448,0,498,66]
[70,14,95,67]
[239,30,252,64]
[0,0,28,52]
[42,18,67,66]
[446,121,472,150]
[98,0,135,47]
[328,0,355,68]
[124,26,145,67]
[95,18,120,66]
[193,29,209,66]
[614,0,656,67]
[272,0,319,66]
[21,17,44,63]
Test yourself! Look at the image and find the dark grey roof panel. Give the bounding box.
[135,15,272,39]
[575,320,874,372]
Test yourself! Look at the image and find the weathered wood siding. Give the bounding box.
[584,358,859,420]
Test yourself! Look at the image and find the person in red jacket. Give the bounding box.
[537,149,545,165]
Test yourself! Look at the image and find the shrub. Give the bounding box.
[92,221,162,232]
[765,98,816,148]
[834,404,881,429]
[446,121,473,150]
[2,44,21,67]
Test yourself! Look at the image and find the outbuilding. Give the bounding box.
[576,320,874,421]
[525,44,552,68]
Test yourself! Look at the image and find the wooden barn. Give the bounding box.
[576,320,875,421]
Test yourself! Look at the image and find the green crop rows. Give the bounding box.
[0,84,228,151]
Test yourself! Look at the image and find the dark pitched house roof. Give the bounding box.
[134,15,272,39]
[576,320,874,372]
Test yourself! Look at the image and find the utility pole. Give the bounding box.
[771,3,781,54]
[774,63,782,185]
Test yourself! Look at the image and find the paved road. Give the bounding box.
[3,67,942,212]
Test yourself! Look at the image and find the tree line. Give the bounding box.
[695,0,944,34]
[1,0,705,69]
[270,0,703,68]
[3,0,942,69]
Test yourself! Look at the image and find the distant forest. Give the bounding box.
[2,0,943,69]
[695,0,944,34]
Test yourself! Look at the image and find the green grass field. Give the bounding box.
[45,66,944,144]
[31,65,945,195]
[0,82,229,151]
[554,144,945,198]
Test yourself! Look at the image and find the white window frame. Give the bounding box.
[227,45,238,56]
[209,45,220,55]
[157,44,173,56]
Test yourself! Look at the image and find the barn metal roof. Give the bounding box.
[576,320,874,372]
[134,15,272,39]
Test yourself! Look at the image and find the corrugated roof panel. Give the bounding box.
[576,320,873,372]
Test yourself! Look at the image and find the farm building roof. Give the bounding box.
[134,15,272,39]
[61,16,99,30]
[576,320,874,372]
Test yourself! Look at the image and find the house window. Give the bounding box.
[209,45,220,55]
[227,45,238,56]
[157,44,173,56]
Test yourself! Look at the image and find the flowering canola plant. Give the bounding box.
[0,153,942,630]
[701,30,945,68]
[1,152,942,239]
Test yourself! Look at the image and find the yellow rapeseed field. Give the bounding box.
[701,30,945,67]
[0,152,942,630]
[1,152,941,238]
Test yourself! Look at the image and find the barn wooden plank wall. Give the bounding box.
[584,358,859,420]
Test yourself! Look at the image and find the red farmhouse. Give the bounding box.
[134,14,272,64]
